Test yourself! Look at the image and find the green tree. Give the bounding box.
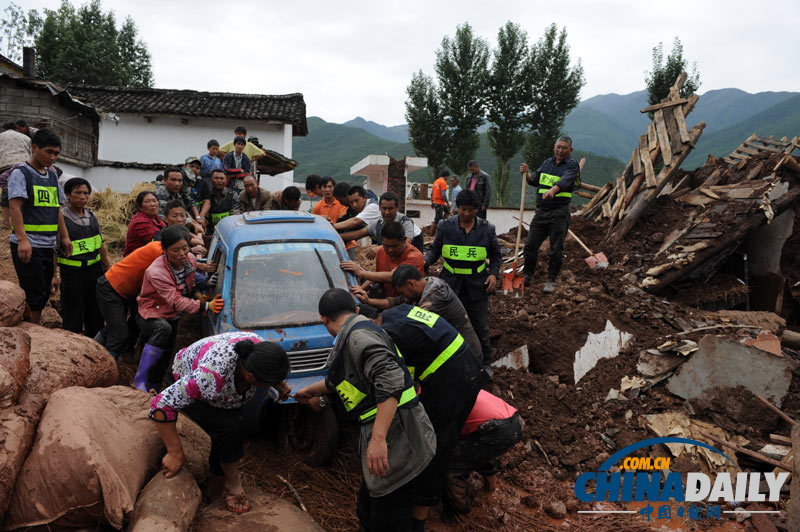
[0,2,42,63]
[435,23,489,176]
[486,21,529,206]
[405,70,449,178]
[645,37,700,106]
[522,24,585,171]
[1,0,152,87]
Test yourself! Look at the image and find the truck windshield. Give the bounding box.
[232,241,349,328]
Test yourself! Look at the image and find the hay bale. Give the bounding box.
[3,386,164,530]
[0,328,30,408]
[0,281,25,327]
[128,469,201,532]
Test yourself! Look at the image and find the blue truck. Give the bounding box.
[203,210,355,465]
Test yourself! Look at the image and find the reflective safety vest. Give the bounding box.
[538,173,572,198]
[328,320,419,424]
[57,209,103,268]
[208,189,237,227]
[441,244,487,275]
[391,306,467,382]
[18,165,60,237]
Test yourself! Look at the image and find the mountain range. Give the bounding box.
[292,87,798,205]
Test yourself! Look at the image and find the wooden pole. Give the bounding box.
[699,431,792,471]
[756,394,797,426]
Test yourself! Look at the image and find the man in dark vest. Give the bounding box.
[200,169,240,232]
[520,136,580,294]
[7,128,72,325]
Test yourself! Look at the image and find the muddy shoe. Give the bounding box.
[523,274,532,287]
[543,280,555,293]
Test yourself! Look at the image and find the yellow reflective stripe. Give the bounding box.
[23,223,58,232]
[359,386,417,423]
[58,253,102,267]
[408,366,415,380]
[443,260,486,275]
[538,188,572,198]
[418,334,464,381]
[335,380,367,412]
[32,185,59,207]
[211,211,230,224]
[406,306,438,327]
[441,245,487,262]
[71,234,102,256]
[539,173,560,187]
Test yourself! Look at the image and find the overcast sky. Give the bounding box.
[17,0,800,126]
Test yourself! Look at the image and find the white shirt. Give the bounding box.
[355,201,381,225]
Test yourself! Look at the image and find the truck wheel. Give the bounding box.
[280,404,339,467]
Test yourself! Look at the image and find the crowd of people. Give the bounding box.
[1,117,581,529]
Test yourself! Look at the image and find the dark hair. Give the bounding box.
[379,191,400,208]
[234,340,290,385]
[439,168,451,178]
[64,177,91,195]
[165,200,185,214]
[333,182,351,201]
[380,220,405,241]
[318,288,356,319]
[15,119,27,128]
[164,166,182,180]
[305,174,322,191]
[31,128,61,149]
[320,176,335,187]
[358,303,380,320]
[135,190,157,210]
[391,264,423,287]
[207,139,219,148]
[456,189,480,208]
[233,136,247,146]
[347,185,366,198]
[160,224,190,249]
[467,160,479,168]
[283,186,301,202]
[2,122,14,131]
[234,126,247,135]
[210,168,226,178]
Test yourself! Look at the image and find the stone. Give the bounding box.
[544,500,567,519]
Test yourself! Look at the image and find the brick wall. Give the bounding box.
[0,79,98,167]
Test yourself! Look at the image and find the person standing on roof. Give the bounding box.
[295,289,435,532]
[464,160,491,220]
[56,177,109,338]
[381,304,485,531]
[424,190,501,370]
[352,264,482,360]
[222,137,251,192]
[431,169,451,226]
[519,136,580,294]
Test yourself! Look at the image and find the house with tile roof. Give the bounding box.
[66,85,307,192]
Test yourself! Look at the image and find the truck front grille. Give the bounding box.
[288,348,331,373]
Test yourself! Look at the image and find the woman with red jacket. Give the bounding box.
[124,191,166,256]
[133,225,223,391]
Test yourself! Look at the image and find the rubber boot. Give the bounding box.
[133,344,164,392]
[93,328,106,346]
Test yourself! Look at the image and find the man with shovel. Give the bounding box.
[520,136,580,294]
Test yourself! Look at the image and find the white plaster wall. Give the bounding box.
[84,167,157,192]
[98,113,288,165]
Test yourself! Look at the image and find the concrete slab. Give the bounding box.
[637,350,685,377]
[193,487,324,532]
[667,335,793,406]
[492,345,529,370]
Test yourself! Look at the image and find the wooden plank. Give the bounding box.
[624,174,644,207]
[579,182,602,192]
[642,144,657,187]
[668,73,687,100]
[654,110,673,166]
[738,145,760,156]
[745,141,784,153]
[786,424,800,530]
[663,107,684,154]
[701,168,724,187]
[575,190,594,199]
[729,152,749,161]
[647,122,658,151]
[673,105,690,143]
[640,97,690,114]
[754,135,790,147]
[601,202,612,218]
[723,157,738,165]
[631,147,641,176]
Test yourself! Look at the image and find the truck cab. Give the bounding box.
[204,210,353,464]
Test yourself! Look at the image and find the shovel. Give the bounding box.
[568,229,608,269]
[502,173,527,296]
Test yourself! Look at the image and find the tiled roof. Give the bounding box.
[67,85,308,136]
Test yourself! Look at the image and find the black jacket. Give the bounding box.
[527,156,580,209]
[464,170,492,210]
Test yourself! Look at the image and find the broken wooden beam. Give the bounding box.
[756,394,797,426]
[699,431,792,471]
[640,98,690,114]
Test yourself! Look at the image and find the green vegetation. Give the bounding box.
[645,37,700,109]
